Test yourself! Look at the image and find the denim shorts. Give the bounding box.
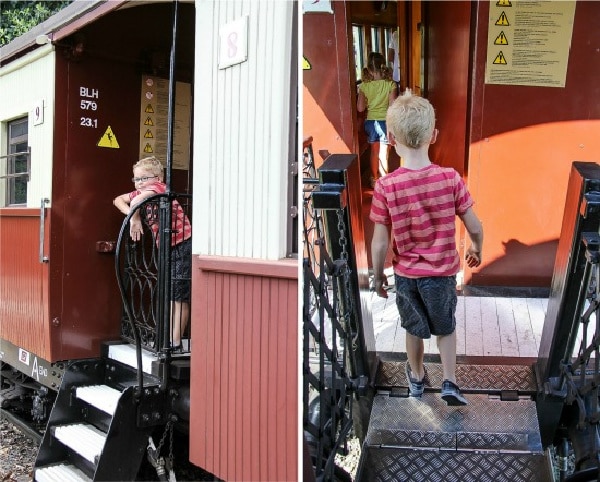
[395,275,457,339]
[171,238,191,302]
[364,120,388,143]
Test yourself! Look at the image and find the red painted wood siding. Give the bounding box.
[0,209,51,359]
[190,256,298,481]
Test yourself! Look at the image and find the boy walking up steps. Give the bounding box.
[369,90,484,406]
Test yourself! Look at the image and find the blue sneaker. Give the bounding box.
[441,380,468,406]
[404,363,424,397]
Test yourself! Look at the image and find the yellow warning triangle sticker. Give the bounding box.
[97,126,120,148]
[495,11,509,26]
[143,143,154,153]
[496,0,511,6]
[303,56,311,70]
[144,129,154,139]
[493,51,508,65]
[145,104,155,113]
[144,116,154,126]
[494,31,508,45]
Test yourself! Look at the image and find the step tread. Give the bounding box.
[107,343,156,374]
[376,361,537,393]
[53,423,106,463]
[358,446,553,482]
[35,463,92,482]
[366,393,542,452]
[76,385,122,415]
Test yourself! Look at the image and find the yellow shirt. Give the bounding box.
[359,80,396,120]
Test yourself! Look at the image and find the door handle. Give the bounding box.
[39,197,49,263]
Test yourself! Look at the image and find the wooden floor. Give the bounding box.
[371,287,550,359]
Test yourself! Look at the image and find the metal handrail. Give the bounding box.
[303,139,356,481]
[115,191,192,395]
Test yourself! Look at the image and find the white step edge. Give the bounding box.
[107,344,155,374]
[76,385,122,415]
[35,463,92,482]
[53,423,106,463]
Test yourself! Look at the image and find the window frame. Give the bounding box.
[3,117,30,206]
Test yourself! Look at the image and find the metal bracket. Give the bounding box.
[311,184,347,210]
[580,191,600,218]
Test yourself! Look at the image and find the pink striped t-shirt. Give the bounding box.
[369,164,473,278]
[128,182,191,246]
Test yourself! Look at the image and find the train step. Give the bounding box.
[34,463,92,482]
[375,360,537,394]
[356,361,553,481]
[75,385,122,415]
[102,340,191,379]
[34,359,161,481]
[52,423,107,463]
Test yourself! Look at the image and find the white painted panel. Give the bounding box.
[0,46,55,208]
[193,1,294,259]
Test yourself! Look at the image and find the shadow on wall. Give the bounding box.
[471,238,559,288]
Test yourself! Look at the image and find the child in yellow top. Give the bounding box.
[357,52,398,187]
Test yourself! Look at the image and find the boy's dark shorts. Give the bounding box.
[171,238,191,302]
[364,120,389,144]
[395,274,457,339]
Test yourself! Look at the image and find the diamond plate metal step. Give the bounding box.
[357,447,553,482]
[356,386,552,480]
[375,360,537,394]
[365,394,542,452]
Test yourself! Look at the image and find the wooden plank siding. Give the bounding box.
[0,48,55,208]
[193,1,294,261]
[190,256,298,482]
[0,209,50,359]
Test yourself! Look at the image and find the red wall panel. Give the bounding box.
[190,256,298,481]
[303,1,356,164]
[0,209,50,359]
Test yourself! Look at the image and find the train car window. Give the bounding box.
[352,25,365,81]
[3,117,29,206]
[353,25,396,84]
[370,28,381,54]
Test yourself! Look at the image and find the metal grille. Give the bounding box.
[115,193,192,355]
[303,140,356,481]
[558,231,600,470]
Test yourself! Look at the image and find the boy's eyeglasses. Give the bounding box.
[132,176,158,183]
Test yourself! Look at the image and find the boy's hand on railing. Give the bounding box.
[130,218,143,241]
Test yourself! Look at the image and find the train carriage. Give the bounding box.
[0,1,298,481]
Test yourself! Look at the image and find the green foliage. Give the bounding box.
[0,1,72,46]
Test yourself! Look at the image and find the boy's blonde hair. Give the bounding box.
[386,90,435,149]
[133,156,164,178]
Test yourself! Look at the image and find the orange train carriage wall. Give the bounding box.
[304,0,600,287]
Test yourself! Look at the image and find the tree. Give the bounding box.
[0,1,72,46]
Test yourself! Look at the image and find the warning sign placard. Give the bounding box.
[97,126,119,149]
[485,0,576,88]
[139,76,191,170]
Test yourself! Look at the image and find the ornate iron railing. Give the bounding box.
[303,138,356,481]
[559,232,600,477]
[115,192,192,362]
[536,164,600,480]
